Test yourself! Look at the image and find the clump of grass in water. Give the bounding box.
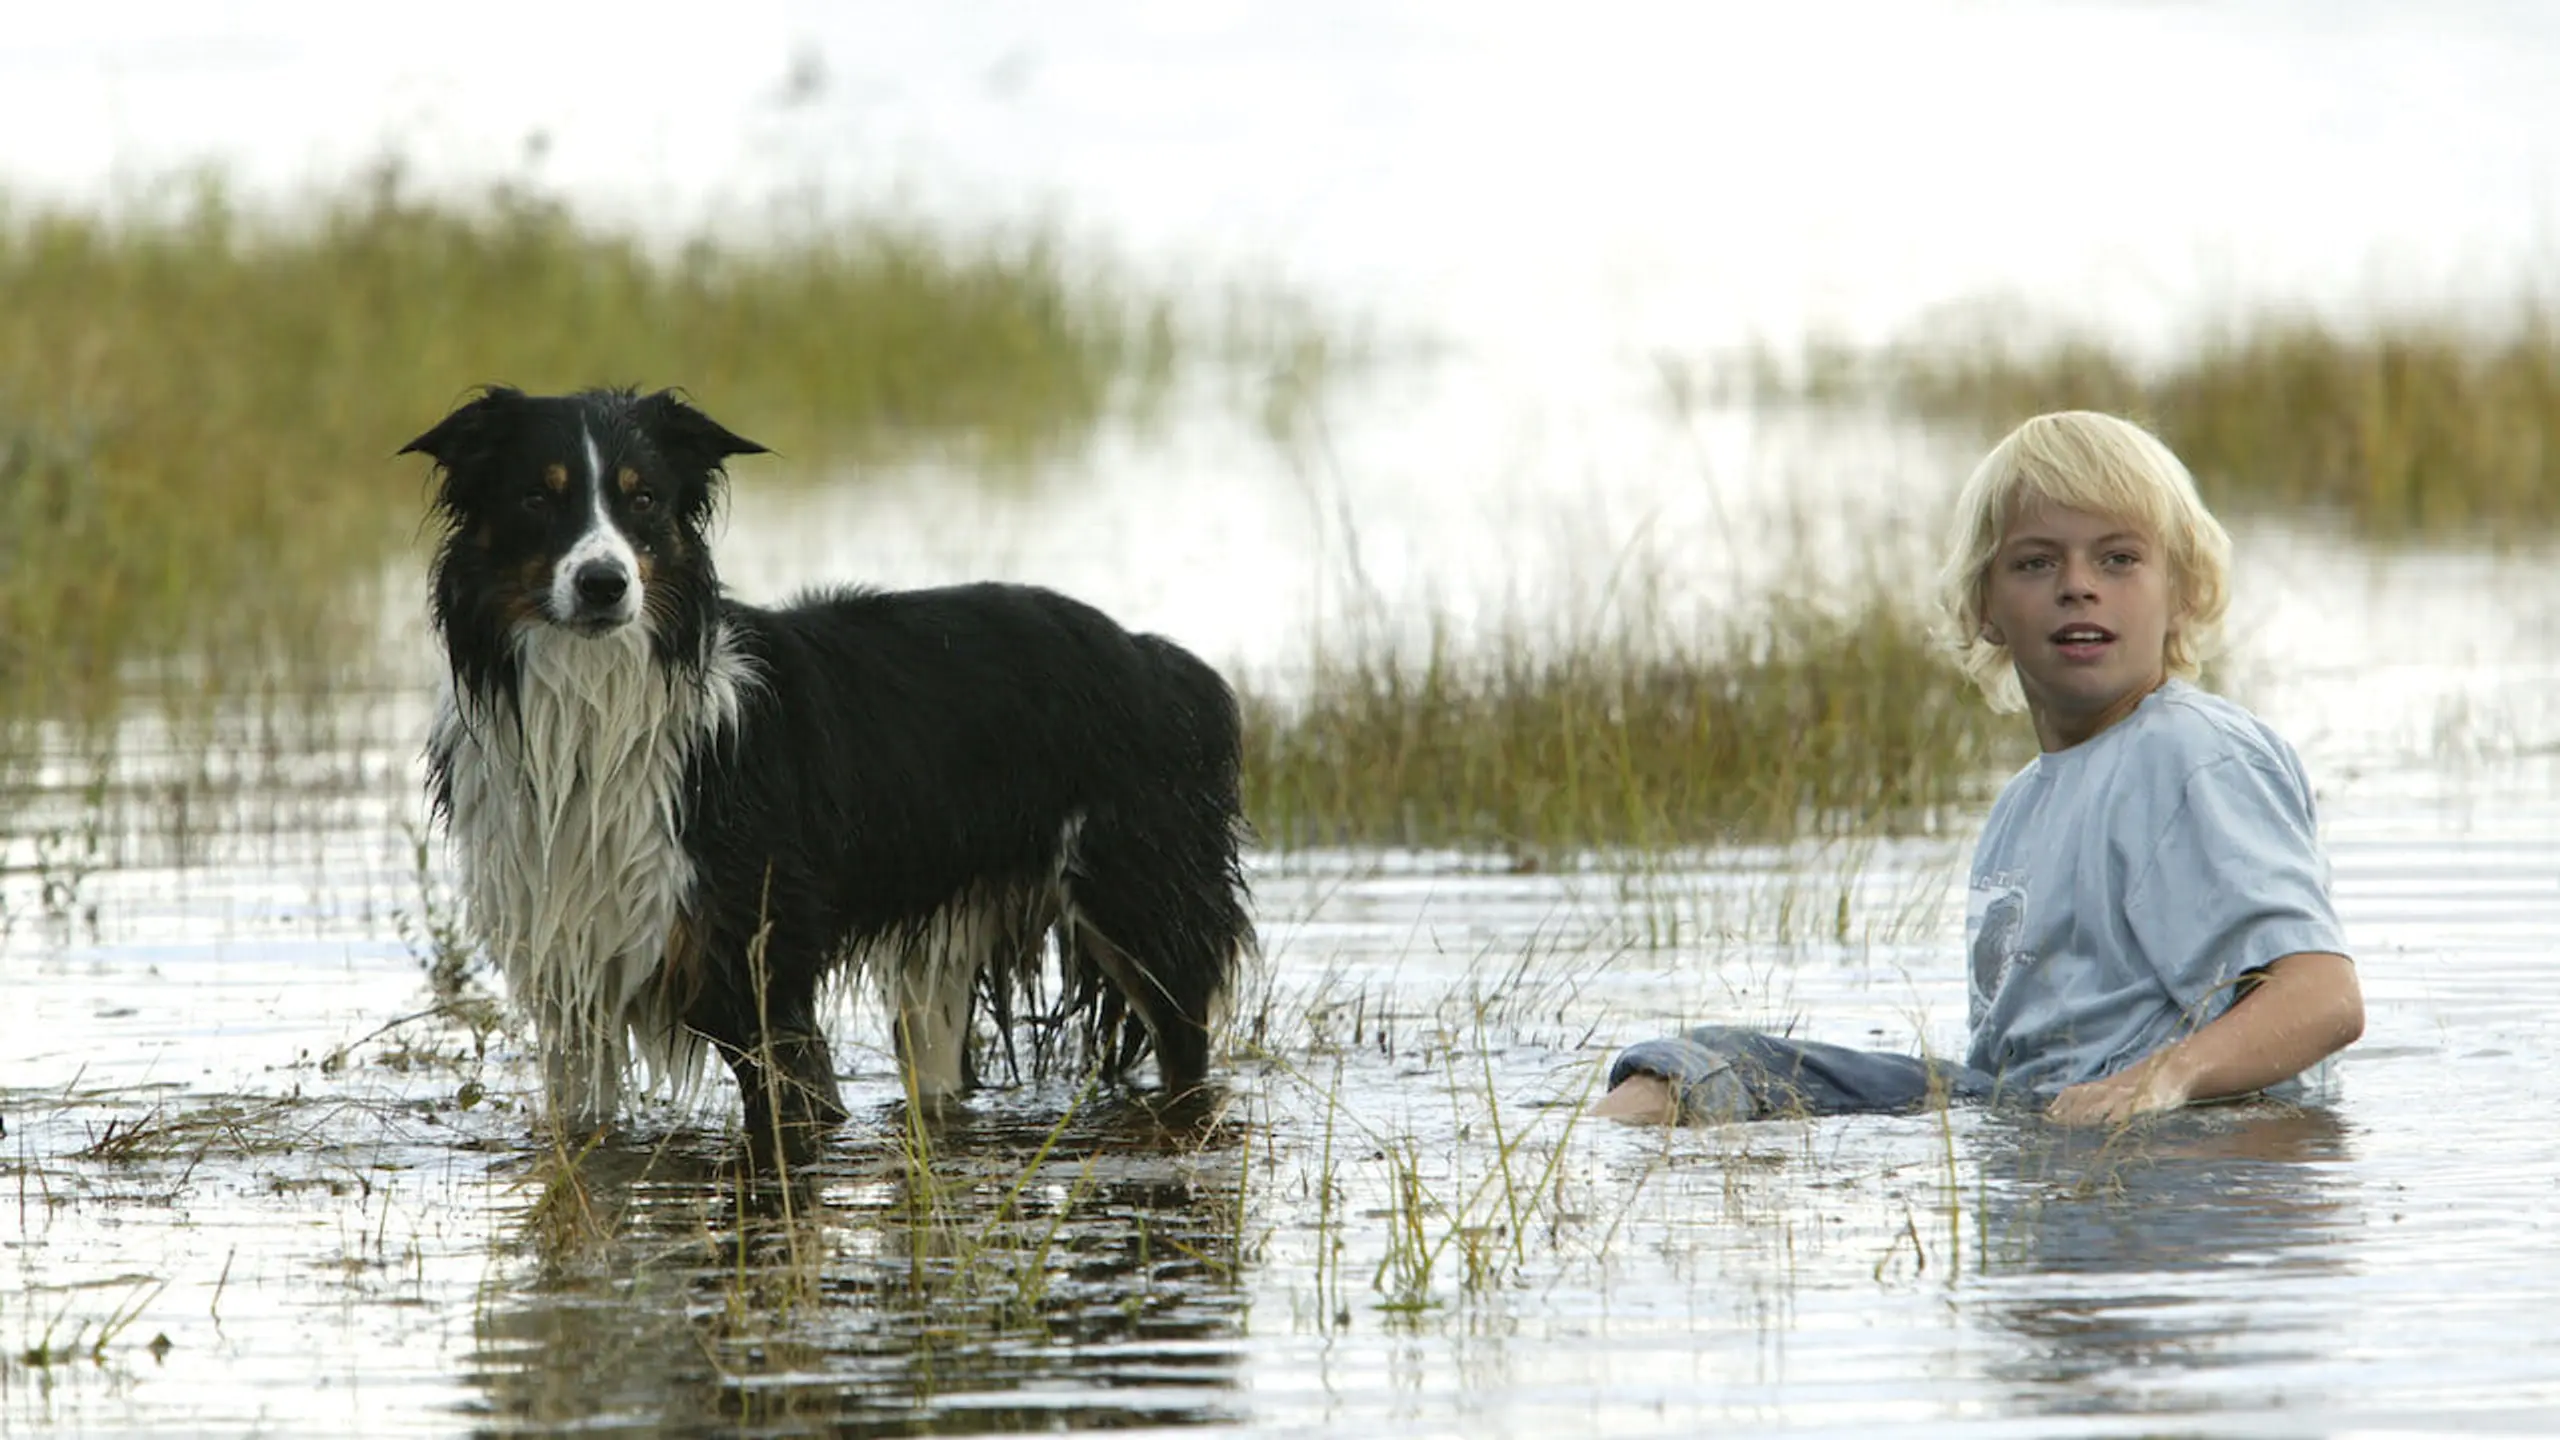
[1728,304,2560,540]
[0,166,1198,763]
[1243,594,2017,853]
[15,1278,167,1371]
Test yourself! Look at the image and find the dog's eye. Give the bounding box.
[519,489,551,513]
[629,489,657,514]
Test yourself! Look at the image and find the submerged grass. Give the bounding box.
[0,169,1198,749]
[14,877,2331,1433]
[1729,303,2560,541]
[1242,594,2019,853]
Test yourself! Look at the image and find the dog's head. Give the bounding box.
[403,387,766,651]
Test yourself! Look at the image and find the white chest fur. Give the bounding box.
[430,623,755,1121]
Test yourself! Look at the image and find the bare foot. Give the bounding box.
[1590,1072,1677,1125]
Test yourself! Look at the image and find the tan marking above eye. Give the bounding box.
[543,463,570,492]
[618,467,642,494]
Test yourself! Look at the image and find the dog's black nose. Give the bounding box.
[574,562,630,609]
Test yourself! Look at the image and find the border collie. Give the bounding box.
[403,386,1253,1154]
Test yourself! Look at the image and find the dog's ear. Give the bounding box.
[633,390,770,476]
[399,386,529,468]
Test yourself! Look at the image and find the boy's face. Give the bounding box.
[1982,499,2176,751]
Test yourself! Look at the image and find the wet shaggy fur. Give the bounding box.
[404,386,1254,1153]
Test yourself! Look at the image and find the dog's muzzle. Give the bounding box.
[563,559,639,629]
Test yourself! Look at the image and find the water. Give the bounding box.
[11,774,2560,1434]
[12,2,2560,1434]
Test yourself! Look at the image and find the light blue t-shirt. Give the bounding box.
[1965,680,2351,1102]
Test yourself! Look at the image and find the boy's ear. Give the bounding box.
[1979,622,2006,646]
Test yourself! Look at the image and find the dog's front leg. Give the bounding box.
[726,1030,849,1170]
[686,964,848,1169]
[531,993,626,1139]
[540,1045,620,1137]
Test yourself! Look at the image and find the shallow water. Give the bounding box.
[10,693,2560,1435]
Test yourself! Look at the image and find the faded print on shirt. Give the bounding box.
[1966,867,2031,1036]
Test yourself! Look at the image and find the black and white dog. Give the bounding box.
[403,386,1253,1151]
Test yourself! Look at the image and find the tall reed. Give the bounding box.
[1243,593,2017,853]
[1734,306,2560,540]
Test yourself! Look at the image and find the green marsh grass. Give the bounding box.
[1241,1035,1606,1324]
[1731,305,2560,540]
[0,171,1205,756]
[14,1278,166,1372]
[1242,594,2018,853]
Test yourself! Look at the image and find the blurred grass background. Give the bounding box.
[1727,307,2560,540]
[23,173,2518,852]
[0,170,1187,735]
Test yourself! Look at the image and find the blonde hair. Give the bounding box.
[1938,411,2231,713]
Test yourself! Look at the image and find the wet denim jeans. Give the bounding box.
[1608,1025,1998,1123]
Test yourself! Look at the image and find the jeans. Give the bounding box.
[1609,1025,1998,1123]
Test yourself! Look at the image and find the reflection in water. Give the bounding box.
[1967,1105,2357,1420]
[464,1091,1252,1435]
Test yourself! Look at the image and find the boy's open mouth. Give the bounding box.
[2050,623,2116,658]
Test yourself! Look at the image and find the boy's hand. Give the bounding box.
[2045,951,2362,1127]
[2045,1052,2192,1126]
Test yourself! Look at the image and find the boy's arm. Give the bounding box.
[2046,950,2364,1126]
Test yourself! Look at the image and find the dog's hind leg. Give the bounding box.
[975,889,1064,1085]
[884,903,994,1104]
[1061,820,1250,1094]
[1056,633,1255,1093]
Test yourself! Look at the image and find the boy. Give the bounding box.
[1597,412,2363,1127]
